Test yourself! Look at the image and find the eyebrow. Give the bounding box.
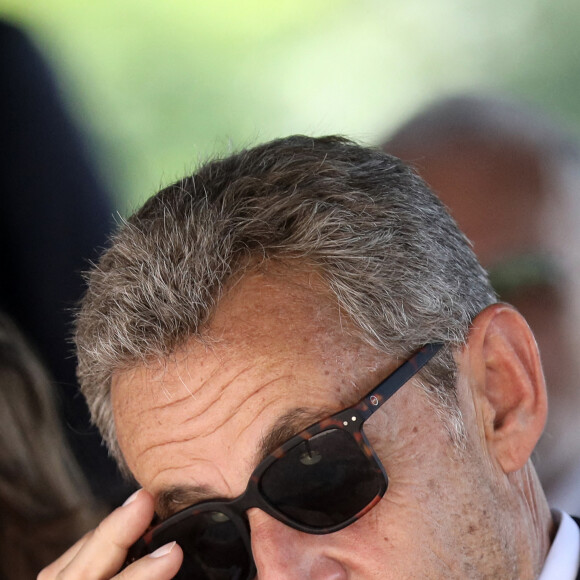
[155,406,335,519]
[156,484,218,519]
[256,406,335,463]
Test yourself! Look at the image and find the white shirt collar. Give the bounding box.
[538,510,580,580]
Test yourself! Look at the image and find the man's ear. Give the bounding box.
[465,303,548,474]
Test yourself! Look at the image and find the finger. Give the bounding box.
[37,531,92,579]
[67,489,154,578]
[39,488,155,580]
[116,541,183,580]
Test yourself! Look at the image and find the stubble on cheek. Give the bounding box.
[420,448,522,579]
[361,400,522,579]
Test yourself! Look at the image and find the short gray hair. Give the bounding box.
[76,135,496,470]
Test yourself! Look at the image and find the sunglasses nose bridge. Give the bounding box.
[226,475,284,525]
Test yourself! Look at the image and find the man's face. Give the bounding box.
[112,272,521,578]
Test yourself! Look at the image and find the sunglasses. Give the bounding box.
[125,342,443,580]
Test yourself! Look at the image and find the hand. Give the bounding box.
[38,489,183,579]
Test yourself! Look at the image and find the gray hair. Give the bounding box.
[76,135,496,470]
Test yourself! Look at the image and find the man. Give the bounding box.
[383,95,580,514]
[40,135,579,579]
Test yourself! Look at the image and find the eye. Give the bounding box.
[299,445,322,465]
[210,511,231,523]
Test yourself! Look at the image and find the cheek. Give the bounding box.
[334,499,461,577]
[339,459,503,578]
[365,388,465,491]
[357,394,500,551]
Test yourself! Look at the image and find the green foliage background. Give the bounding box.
[2,0,580,211]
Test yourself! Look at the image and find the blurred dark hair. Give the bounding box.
[0,313,100,579]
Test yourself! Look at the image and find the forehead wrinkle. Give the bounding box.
[176,374,294,454]
[178,364,258,427]
[133,372,294,462]
[129,358,254,424]
[122,339,220,414]
[135,432,202,462]
[132,390,197,420]
[149,456,228,491]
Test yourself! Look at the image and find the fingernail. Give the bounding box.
[122,489,142,506]
[148,542,176,558]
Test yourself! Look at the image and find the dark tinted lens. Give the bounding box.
[260,429,384,529]
[153,510,251,580]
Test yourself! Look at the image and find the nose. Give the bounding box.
[248,509,348,580]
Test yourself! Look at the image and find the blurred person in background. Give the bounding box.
[383,94,580,514]
[0,20,132,507]
[0,312,100,579]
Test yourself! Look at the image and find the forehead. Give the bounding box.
[111,272,387,497]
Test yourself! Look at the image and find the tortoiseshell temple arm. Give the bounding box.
[356,343,444,421]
